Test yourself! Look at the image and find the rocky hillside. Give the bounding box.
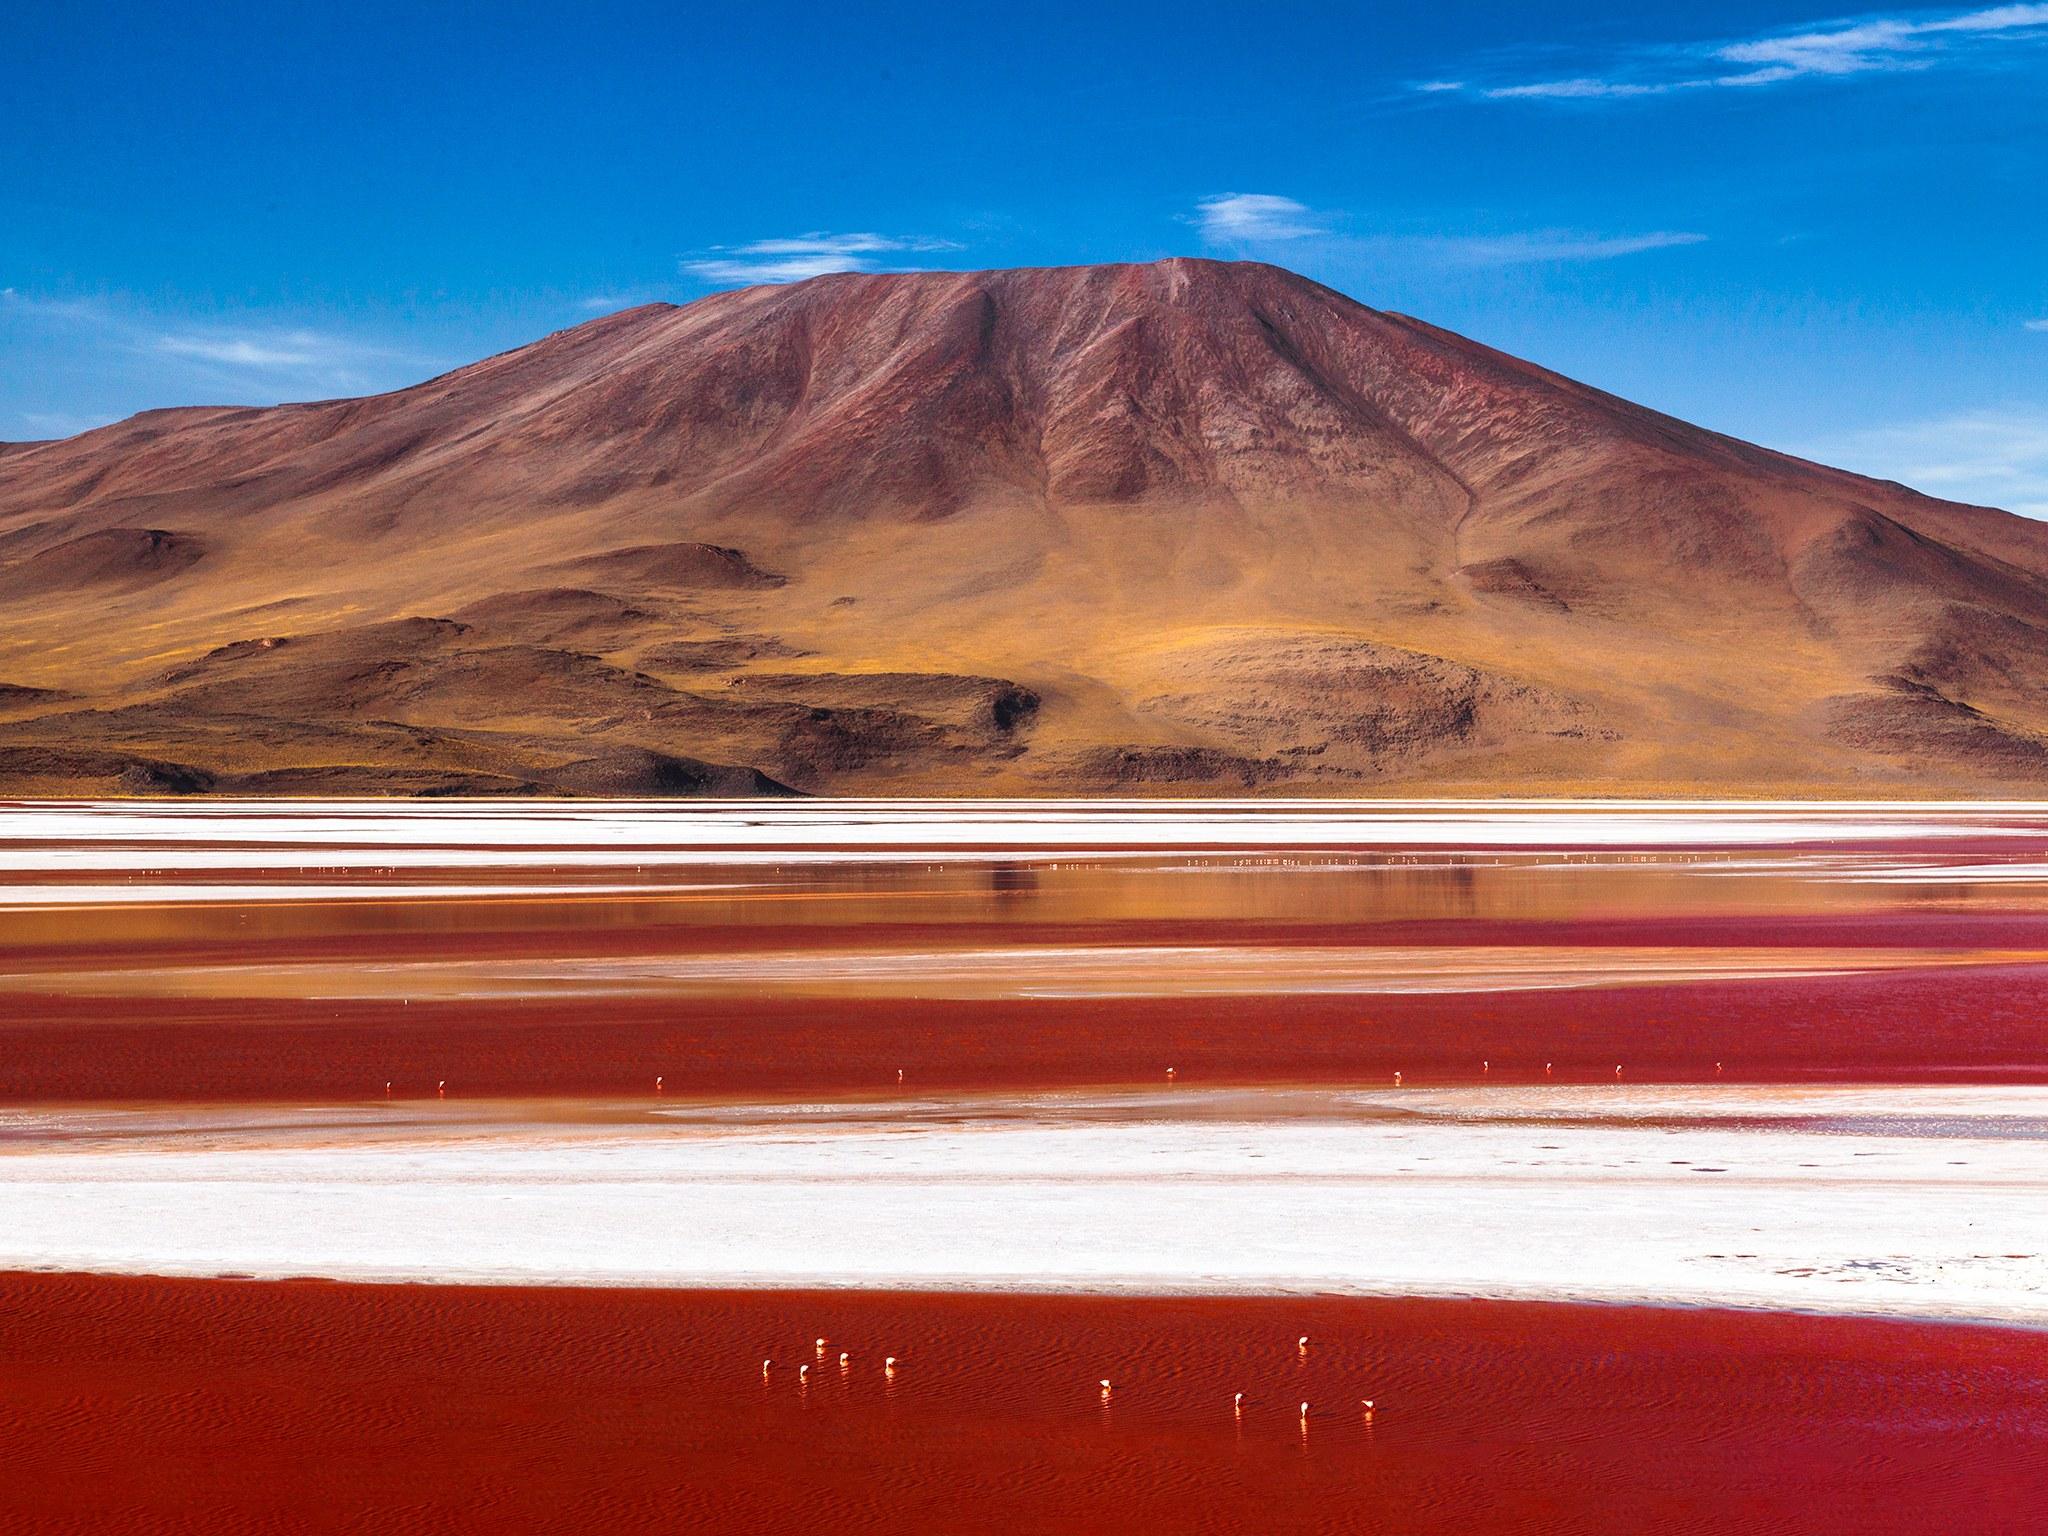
[4,258,2046,795]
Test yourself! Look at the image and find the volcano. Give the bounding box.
[3,257,2045,795]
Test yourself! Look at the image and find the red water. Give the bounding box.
[1,1275,2042,1535]
[5,960,2047,1101]
[9,846,2048,1100]
[9,827,2048,1530]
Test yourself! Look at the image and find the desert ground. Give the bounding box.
[10,263,2048,799]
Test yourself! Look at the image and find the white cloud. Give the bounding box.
[1807,407,2048,518]
[734,233,952,256]
[1187,195,1704,267]
[1486,77,1683,100]
[1722,3,2048,76]
[683,231,964,286]
[1195,193,1329,241]
[148,326,419,390]
[2026,318,2048,331]
[3,287,431,401]
[1427,229,1708,264]
[686,255,881,284]
[17,409,115,439]
[1426,4,2048,102]
[157,331,328,369]
[0,289,112,325]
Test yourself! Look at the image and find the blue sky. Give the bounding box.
[5,1,2044,512]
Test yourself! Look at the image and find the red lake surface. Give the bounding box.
[6,801,2048,1101]
[2,1276,2043,1536]
[6,801,2048,1533]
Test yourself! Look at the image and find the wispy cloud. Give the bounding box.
[154,328,398,373]
[0,288,108,324]
[1484,78,1685,101]
[1194,193,1328,241]
[2026,318,2048,331]
[1422,4,2048,103]
[686,255,870,284]
[1189,195,1705,268]
[683,231,964,286]
[1807,407,2048,518]
[2,287,432,399]
[16,409,115,439]
[1425,229,1708,264]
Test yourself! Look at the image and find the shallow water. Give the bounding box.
[7,802,2048,1529]
[7,804,2048,1314]
[9,1276,2043,1535]
[9,800,2048,1098]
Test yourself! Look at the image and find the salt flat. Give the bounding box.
[4,1085,2044,1325]
[6,943,2029,1002]
[9,799,2048,875]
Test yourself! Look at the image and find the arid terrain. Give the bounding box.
[6,258,2048,795]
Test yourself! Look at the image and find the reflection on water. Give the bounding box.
[7,942,2038,1003]
[8,803,2048,973]
[11,845,2048,918]
[7,802,2048,1094]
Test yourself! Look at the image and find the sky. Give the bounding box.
[4,1,2044,512]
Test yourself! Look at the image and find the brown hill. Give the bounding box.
[3,257,2046,796]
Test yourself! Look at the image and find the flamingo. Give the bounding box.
[762,1358,772,1377]
[437,1079,446,1099]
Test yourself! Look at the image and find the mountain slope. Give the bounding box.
[4,257,2046,796]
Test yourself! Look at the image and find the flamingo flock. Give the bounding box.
[371,1057,1732,1101]
[754,1330,1383,1438]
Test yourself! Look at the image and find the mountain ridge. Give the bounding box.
[3,257,2045,796]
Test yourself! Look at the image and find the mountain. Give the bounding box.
[4,257,2047,796]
